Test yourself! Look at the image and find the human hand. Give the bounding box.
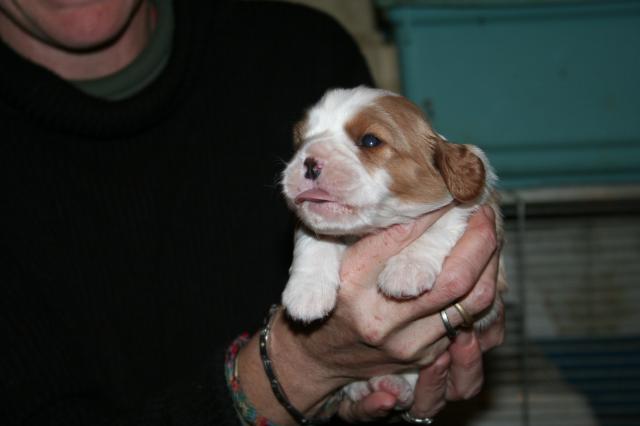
[259,205,458,422]
[405,304,505,422]
[236,206,500,425]
[338,206,503,423]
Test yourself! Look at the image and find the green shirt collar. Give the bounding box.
[72,0,173,101]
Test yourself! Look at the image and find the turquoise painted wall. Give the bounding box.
[383,1,640,188]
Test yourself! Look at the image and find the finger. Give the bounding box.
[456,252,500,318]
[446,330,484,400]
[440,250,500,340]
[340,204,453,289]
[409,206,498,318]
[338,391,397,423]
[409,352,451,418]
[384,250,499,356]
[383,316,451,367]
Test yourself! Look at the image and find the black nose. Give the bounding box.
[304,157,321,180]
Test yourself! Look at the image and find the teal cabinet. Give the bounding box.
[382,1,640,188]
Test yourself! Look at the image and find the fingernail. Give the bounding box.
[481,205,495,221]
[389,222,414,241]
[456,331,473,346]
[379,400,395,411]
[373,399,396,417]
[434,352,451,372]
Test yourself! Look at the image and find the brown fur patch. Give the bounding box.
[344,95,449,203]
[344,106,396,168]
[434,142,486,203]
[292,116,308,148]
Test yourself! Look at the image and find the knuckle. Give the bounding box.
[356,321,387,347]
[437,267,472,299]
[386,222,414,243]
[360,329,384,347]
[493,327,505,347]
[448,377,483,401]
[454,341,484,370]
[416,341,449,368]
[488,324,506,349]
[462,378,484,400]
[474,280,497,311]
[460,353,483,372]
[479,205,496,224]
[387,342,420,363]
[476,222,498,253]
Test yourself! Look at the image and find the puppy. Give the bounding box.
[281,86,506,407]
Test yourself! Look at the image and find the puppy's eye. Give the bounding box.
[359,134,382,148]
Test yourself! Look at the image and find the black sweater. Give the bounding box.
[0,1,372,424]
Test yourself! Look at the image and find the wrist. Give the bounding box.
[236,307,346,425]
[270,308,346,414]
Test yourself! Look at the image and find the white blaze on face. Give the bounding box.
[282,87,396,234]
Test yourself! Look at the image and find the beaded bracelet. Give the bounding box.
[225,306,343,426]
[225,333,281,426]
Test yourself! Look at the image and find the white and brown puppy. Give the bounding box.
[281,86,505,406]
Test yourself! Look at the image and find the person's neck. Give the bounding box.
[0,2,155,81]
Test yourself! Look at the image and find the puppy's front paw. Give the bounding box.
[378,254,439,299]
[343,381,372,402]
[282,278,337,322]
[369,375,414,409]
[344,375,414,409]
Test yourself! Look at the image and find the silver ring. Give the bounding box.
[440,309,458,340]
[401,411,435,424]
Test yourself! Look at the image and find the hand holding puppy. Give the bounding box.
[236,206,502,425]
[339,207,504,422]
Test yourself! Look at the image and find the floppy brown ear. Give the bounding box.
[434,140,486,203]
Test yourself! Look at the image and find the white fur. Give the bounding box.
[379,205,476,298]
[282,228,346,320]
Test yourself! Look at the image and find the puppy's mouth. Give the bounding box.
[294,188,355,216]
[295,188,335,204]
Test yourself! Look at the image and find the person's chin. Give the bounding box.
[35,0,139,51]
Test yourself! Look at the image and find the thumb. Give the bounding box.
[338,391,397,423]
[340,203,453,289]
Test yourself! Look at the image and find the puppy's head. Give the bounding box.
[282,86,491,235]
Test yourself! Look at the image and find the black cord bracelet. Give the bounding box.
[259,305,333,426]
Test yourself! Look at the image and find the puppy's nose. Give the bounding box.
[304,157,321,180]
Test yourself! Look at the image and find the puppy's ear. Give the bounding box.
[292,117,308,148]
[434,140,486,203]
